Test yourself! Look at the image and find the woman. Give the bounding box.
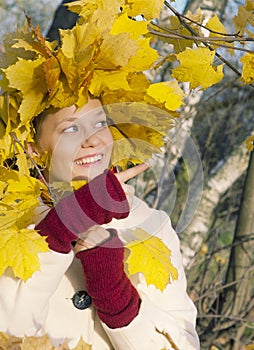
[0,97,199,349]
[0,1,199,350]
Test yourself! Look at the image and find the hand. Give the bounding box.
[114,163,149,207]
[74,226,112,254]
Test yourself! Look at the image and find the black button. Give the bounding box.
[72,290,92,310]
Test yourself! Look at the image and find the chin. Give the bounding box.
[72,167,106,181]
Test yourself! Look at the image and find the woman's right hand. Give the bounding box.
[114,163,149,207]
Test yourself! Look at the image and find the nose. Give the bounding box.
[81,131,101,148]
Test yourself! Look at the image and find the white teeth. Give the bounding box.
[75,154,102,165]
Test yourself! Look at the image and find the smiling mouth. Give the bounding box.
[74,154,103,166]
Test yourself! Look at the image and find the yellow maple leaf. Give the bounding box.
[72,337,92,350]
[145,81,185,111]
[240,53,254,84]
[94,32,138,70]
[0,227,49,281]
[21,334,55,350]
[206,14,234,55]
[165,10,204,53]
[67,0,123,33]
[0,331,21,350]
[65,0,99,18]
[6,173,42,194]
[4,57,48,121]
[125,228,178,291]
[127,38,159,72]
[126,0,165,20]
[59,22,98,60]
[0,332,92,350]
[89,70,130,96]
[111,12,148,39]
[0,194,38,231]
[44,56,61,97]
[105,100,175,168]
[110,124,163,169]
[0,169,41,230]
[172,47,224,89]
[233,0,254,36]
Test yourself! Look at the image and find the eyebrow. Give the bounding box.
[55,110,106,128]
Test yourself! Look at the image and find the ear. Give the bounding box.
[26,142,42,157]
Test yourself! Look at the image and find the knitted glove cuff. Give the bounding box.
[36,170,129,253]
[77,230,140,328]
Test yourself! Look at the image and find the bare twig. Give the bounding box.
[10,132,57,204]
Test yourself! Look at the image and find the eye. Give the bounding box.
[63,125,79,133]
[95,120,107,128]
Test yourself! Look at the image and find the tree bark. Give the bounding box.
[181,143,249,266]
[218,149,254,349]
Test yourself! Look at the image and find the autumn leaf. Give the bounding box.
[89,70,130,96]
[4,57,48,121]
[206,14,234,55]
[0,331,21,350]
[127,38,159,72]
[125,228,178,291]
[110,124,163,169]
[172,47,224,89]
[246,135,254,152]
[145,81,185,111]
[233,0,254,36]
[0,332,92,350]
[0,227,49,281]
[94,32,138,69]
[165,10,204,53]
[66,0,123,32]
[21,334,55,350]
[0,168,49,280]
[72,338,92,350]
[44,56,61,97]
[106,101,175,168]
[125,0,165,20]
[111,12,148,39]
[240,53,254,84]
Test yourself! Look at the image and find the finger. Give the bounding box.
[115,163,149,183]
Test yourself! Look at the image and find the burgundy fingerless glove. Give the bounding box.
[35,170,129,253]
[76,230,140,329]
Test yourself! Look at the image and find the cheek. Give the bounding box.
[49,138,78,174]
[104,130,114,149]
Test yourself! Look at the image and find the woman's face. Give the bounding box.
[35,99,113,182]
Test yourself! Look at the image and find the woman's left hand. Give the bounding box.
[74,225,112,253]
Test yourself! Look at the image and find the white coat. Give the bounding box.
[0,196,200,349]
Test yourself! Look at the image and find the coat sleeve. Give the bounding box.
[101,205,200,350]
[0,243,74,337]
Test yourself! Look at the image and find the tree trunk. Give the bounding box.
[217,149,254,349]
[46,0,78,42]
[180,142,249,266]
